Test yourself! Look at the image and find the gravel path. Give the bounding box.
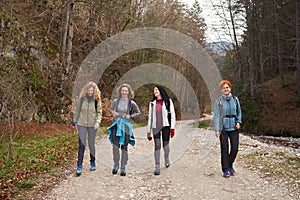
[44,120,298,200]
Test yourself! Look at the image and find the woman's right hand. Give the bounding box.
[147,132,152,141]
[215,131,220,138]
[113,112,120,117]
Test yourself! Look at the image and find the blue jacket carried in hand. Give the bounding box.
[108,117,135,147]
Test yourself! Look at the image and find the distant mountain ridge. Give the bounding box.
[206,41,233,54]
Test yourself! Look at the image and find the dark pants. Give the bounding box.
[219,129,239,172]
[77,126,96,167]
[153,127,170,141]
[111,125,129,168]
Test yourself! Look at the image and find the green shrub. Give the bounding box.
[243,100,260,132]
[198,122,210,129]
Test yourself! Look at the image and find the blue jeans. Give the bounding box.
[219,129,239,172]
[77,126,96,167]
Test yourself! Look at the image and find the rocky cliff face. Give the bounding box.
[0,8,69,124]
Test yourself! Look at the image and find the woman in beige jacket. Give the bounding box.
[73,82,102,176]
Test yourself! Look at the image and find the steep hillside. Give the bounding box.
[255,73,300,137]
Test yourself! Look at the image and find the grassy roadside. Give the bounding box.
[0,131,78,199]
[0,125,117,199]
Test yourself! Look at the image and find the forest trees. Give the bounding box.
[207,0,298,97]
[0,0,298,121]
[297,0,300,96]
[239,0,297,92]
[0,0,208,124]
[217,0,299,135]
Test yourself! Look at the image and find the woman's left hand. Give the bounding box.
[170,129,175,138]
[236,123,240,130]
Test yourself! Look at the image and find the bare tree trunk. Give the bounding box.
[228,0,239,52]
[60,0,74,80]
[258,0,266,84]
[297,0,300,96]
[259,50,265,83]
[249,58,255,97]
[65,0,74,77]
[245,2,255,98]
[60,1,69,68]
[274,0,286,88]
[228,0,243,80]
[88,1,96,52]
[8,114,14,159]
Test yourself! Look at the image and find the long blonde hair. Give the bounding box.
[116,83,134,99]
[79,82,101,101]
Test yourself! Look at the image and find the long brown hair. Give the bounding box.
[80,82,101,101]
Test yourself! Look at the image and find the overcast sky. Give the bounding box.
[180,0,244,43]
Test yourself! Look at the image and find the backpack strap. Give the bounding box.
[79,97,83,113]
[233,96,239,117]
[150,102,154,130]
[95,100,98,112]
[114,98,120,113]
[165,99,171,126]
[218,97,222,112]
[126,99,132,115]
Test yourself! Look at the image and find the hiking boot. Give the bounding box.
[165,159,170,168]
[112,163,119,175]
[223,171,230,178]
[90,162,96,171]
[229,167,236,176]
[154,166,160,175]
[120,169,126,176]
[76,166,82,176]
[120,164,126,176]
[112,168,118,174]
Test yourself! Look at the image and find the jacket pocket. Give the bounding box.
[223,117,236,130]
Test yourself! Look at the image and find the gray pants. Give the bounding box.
[153,127,170,166]
[77,126,96,166]
[111,125,129,169]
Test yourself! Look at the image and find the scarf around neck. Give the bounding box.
[221,93,232,101]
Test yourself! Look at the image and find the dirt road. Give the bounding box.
[44,120,298,200]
